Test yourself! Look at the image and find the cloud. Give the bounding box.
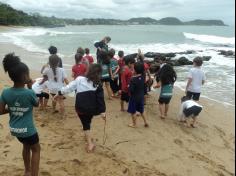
[0,0,234,25]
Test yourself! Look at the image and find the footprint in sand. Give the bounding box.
[174,139,183,146]
[40,171,52,176]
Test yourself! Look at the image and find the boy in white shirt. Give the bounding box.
[179,96,203,128]
[185,57,206,101]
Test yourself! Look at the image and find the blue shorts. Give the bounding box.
[128,99,144,114]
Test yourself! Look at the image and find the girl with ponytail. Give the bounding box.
[42,54,69,117]
[0,53,40,176]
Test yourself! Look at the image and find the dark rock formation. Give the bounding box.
[218,50,235,57]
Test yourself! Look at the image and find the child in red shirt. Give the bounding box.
[84,48,94,64]
[120,57,135,111]
[72,53,87,79]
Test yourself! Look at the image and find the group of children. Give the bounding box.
[0,41,206,175]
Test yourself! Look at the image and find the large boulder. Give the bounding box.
[177,57,193,65]
[202,56,212,61]
[218,50,235,57]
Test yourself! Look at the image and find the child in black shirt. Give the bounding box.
[128,62,149,128]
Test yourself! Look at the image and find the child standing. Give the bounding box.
[154,64,177,119]
[0,53,40,176]
[128,62,149,128]
[72,53,87,79]
[43,55,69,116]
[84,48,94,64]
[185,57,206,101]
[179,96,203,128]
[117,50,125,91]
[120,57,135,111]
[108,48,120,96]
[32,76,49,110]
[55,64,106,153]
[100,50,113,100]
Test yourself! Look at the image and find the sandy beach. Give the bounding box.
[0,38,235,176]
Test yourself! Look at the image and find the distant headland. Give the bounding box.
[0,2,227,27]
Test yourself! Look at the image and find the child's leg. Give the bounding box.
[141,113,149,127]
[159,103,165,118]
[52,96,57,112]
[120,100,125,111]
[105,82,112,99]
[84,130,95,152]
[58,98,65,118]
[78,114,95,152]
[128,114,137,127]
[164,104,169,117]
[39,98,43,109]
[43,93,49,109]
[191,116,198,128]
[30,143,40,176]
[22,144,31,176]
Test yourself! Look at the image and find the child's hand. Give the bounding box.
[153,84,160,89]
[53,94,60,101]
[101,113,106,120]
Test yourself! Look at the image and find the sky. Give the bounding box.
[0,0,235,25]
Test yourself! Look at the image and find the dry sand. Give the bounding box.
[0,41,235,176]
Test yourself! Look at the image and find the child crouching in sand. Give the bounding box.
[128,62,149,128]
[54,64,106,153]
[179,96,203,128]
[0,53,40,176]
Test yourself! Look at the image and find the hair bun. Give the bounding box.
[2,53,21,72]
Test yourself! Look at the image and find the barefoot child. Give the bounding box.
[185,57,206,101]
[32,76,49,110]
[43,55,69,116]
[154,64,177,119]
[72,53,87,79]
[179,96,203,128]
[120,57,135,111]
[0,53,40,176]
[128,62,149,128]
[55,64,106,153]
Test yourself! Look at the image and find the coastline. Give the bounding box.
[0,42,235,175]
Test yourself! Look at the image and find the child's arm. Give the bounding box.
[109,67,114,80]
[0,102,9,115]
[113,65,120,77]
[178,103,185,121]
[64,78,69,85]
[185,78,192,93]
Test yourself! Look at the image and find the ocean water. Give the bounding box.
[0,25,235,105]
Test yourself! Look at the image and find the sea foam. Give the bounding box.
[183,32,235,45]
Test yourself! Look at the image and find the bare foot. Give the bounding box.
[86,143,96,153]
[144,123,149,128]
[24,172,31,176]
[191,124,197,128]
[160,115,165,119]
[128,124,137,128]
[120,109,126,112]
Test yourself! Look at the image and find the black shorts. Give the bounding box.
[183,105,202,117]
[50,93,66,99]
[186,91,201,101]
[36,92,49,99]
[158,97,172,104]
[101,78,111,83]
[121,91,130,102]
[17,133,39,145]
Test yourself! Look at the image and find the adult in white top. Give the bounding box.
[179,96,203,128]
[43,55,69,116]
[186,57,206,101]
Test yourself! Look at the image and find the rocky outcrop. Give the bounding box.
[218,50,235,57]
